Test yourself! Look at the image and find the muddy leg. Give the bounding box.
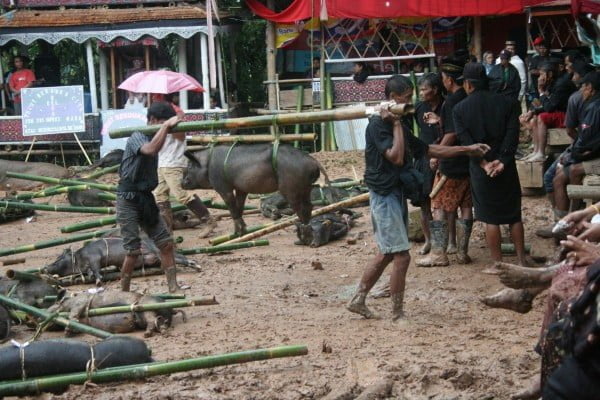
[485,224,503,265]
[347,252,393,319]
[121,251,141,292]
[480,287,546,314]
[447,211,457,254]
[418,199,432,255]
[491,262,559,289]
[390,251,410,321]
[510,222,528,267]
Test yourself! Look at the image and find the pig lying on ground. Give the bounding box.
[295,210,360,247]
[45,237,197,284]
[49,289,177,337]
[0,277,61,307]
[172,209,201,230]
[0,336,152,382]
[67,184,113,207]
[88,149,123,169]
[0,159,70,191]
[0,197,35,224]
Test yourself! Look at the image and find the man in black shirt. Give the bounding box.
[347,75,489,321]
[116,102,183,293]
[416,58,472,267]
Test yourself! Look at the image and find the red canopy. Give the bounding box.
[572,0,600,14]
[245,0,551,23]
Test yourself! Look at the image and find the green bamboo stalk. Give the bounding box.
[108,104,415,139]
[0,229,113,257]
[13,185,92,200]
[59,204,187,233]
[5,269,40,282]
[6,172,117,192]
[0,345,308,396]
[188,134,315,144]
[209,224,267,246]
[155,293,186,300]
[294,85,305,148]
[0,200,115,214]
[208,201,257,211]
[501,243,531,254]
[82,164,120,179]
[58,267,165,286]
[178,239,269,255]
[58,297,218,317]
[43,295,58,302]
[13,185,63,200]
[0,294,111,339]
[329,180,362,188]
[325,73,336,151]
[96,192,117,201]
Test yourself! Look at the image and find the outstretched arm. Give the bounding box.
[140,116,181,156]
[427,143,490,159]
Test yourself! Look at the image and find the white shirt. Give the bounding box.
[496,55,527,98]
[158,134,187,168]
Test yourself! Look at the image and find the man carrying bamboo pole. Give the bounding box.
[116,102,184,293]
[347,75,490,321]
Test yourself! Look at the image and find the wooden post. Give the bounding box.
[0,57,5,110]
[24,137,37,162]
[206,0,217,90]
[567,185,600,200]
[473,16,482,61]
[266,0,277,110]
[427,19,435,70]
[98,48,109,111]
[216,35,227,108]
[73,133,92,165]
[178,38,189,110]
[200,33,210,110]
[144,45,151,107]
[228,34,238,102]
[85,40,98,113]
[110,47,117,109]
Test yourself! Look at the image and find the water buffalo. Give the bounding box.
[182,143,330,243]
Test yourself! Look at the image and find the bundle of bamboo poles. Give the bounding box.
[81,164,120,179]
[177,240,269,255]
[188,133,316,144]
[109,104,415,138]
[0,345,308,396]
[0,228,114,257]
[12,185,92,200]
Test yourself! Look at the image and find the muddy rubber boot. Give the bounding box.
[120,272,132,292]
[346,291,376,319]
[157,201,173,233]
[164,266,184,294]
[391,291,405,321]
[416,220,449,267]
[456,219,473,264]
[186,195,216,238]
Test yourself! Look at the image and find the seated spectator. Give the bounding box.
[482,51,494,75]
[305,57,320,79]
[522,62,577,162]
[352,62,371,84]
[488,49,521,101]
[553,71,600,216]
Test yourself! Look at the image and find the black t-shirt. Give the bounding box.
[364,115,428,196]
[414,101,442,145]
[117,131,159,197]
[439,88,469,178]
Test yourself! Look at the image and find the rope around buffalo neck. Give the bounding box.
[11,339,30,380]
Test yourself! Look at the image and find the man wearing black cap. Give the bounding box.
[489,50,521,101]
[417,57,473,267]
[453,62,527,266]
[497,40,527,100]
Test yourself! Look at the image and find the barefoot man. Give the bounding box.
[453,63,527,266]
[347,75,490,320]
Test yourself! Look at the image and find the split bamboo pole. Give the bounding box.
[224,193,370,245]
[0,294,112,339]
[208,224,267,246]
[0,345,308,397]
[178,240,269,255]
[109,104,415,138]
[0,229,113,257]
[96,192,117,201]
[0,200,115,215]
[82,164,120,179]
[5,172,117,192]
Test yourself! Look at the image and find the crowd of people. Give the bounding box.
[342,40,600,398]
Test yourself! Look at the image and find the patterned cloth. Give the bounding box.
[430,173,472,212]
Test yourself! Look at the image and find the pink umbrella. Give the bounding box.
[118,70,204,94]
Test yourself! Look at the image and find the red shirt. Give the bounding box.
[9,69,36,103]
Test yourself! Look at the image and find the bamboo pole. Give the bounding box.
[109,104,415,138]
[58,267,166,286]
[0,200,115,215]
[325,73,336,151]
[209,224,267,246]
[0,258,26,266]
[97,192,117,201]
[59,204,187,233]
[155,293,186,300]
[187,134,315,144]
[59,297,218,318]
[13,185,92,200]
[82,164,120,179]
[0,229,113,257]
[5,172,117,192]
[208,202,257,211]
[0,294,112,339]
[225,193,370,245]
[178,240,269,255]
[5,269,40,282]
[0,345,308,397]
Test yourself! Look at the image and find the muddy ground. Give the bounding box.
[1,151,557,400]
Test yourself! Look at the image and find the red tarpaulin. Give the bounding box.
[572,0,600,14]
[245,0,551,22]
